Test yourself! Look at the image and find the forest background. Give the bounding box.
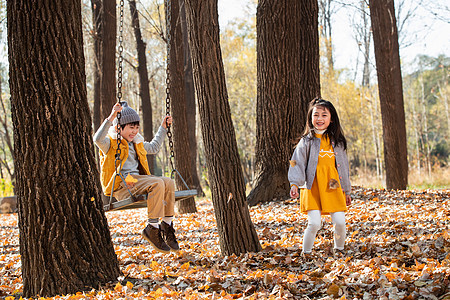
[0,0,449,196]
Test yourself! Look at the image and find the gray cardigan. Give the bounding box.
[288,134,351,195]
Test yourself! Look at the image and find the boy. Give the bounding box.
[94,102,179,254]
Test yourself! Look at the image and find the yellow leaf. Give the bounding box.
[181,262,190,271]
[125,174,138,184]
[126,281,133,289]
[91,197,95,202]
[150,260,159,270]
[114,282,123,292]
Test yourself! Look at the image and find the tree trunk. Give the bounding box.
[369,0,408,189]
[361,2,371,87]
[0,77,14,185]
[180,0,204,197]
[184,0,261,255]
[100,0,116,121]
[368,95,382,178]
[420,76,432,176]
[91,0,102,132]
[247,0,321,206]
[167,0,197,214]
[129,0,155,174]
[319,0,334,74]
[411,90,421,174]
[7,1,121,297]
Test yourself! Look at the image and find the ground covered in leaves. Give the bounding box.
[0,187,449,299]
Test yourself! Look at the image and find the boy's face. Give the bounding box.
[120,123,140,142]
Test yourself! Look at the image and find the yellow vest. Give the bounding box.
[100,137,151,196]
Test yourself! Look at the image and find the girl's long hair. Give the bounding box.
[303,97,347,150]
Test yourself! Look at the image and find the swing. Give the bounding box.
[103,0,197,212]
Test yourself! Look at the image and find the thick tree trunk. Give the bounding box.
[7,1,121,297]
[369,0,408,189]
[100,0,116,121]
[129,0,155,174]
[180,0,204,197]
[247,0,321,206]
[167,0,197,214]
[184,0,261,255]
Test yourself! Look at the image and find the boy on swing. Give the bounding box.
[94,102,179,254]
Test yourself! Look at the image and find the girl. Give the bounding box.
[288,98,351,257]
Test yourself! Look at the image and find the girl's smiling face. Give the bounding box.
[120,123,140,142]
[312,106,331,131]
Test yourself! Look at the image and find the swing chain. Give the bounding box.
[115,0,125,167]
[165,0,175,175]
[117,0,124,102]
[109,0,125,209]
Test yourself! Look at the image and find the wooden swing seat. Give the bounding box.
[104,189,198,211]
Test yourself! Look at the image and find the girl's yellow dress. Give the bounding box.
[300,134,347,214]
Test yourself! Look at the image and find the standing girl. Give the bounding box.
[289,98,351,256]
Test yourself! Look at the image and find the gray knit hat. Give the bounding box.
[113,101,140,125]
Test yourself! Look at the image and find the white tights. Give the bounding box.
[302,210,346,253]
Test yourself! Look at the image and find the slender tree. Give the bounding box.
[167,0,198,214]
[319,0,335,74]
[180,0,204,197]
[100,0,116,123]
[91,0,102,131]
[129,0,155,173]
[0,76,14,186]
[184,0,261,255]
[247,0,321,206]
[369,0,408,189]
[8,1,121,297]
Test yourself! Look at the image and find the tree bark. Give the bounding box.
[247,0,321,206]
[91,0,102,132]
[180,0,204,197]
[360,2,371,87]
[167,0,197,214]
[0,76,14,186]
[184,0,261,255]
[100,0,116,121]
[420,76,432,176]
[319,0,334,73]
[129,0,155,174]
[369,0,408,189]
[7,1,121,297]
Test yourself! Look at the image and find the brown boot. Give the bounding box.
[142,224,170,254]
[160,221,180,252]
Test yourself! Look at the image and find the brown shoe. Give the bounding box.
[142,224,170,254]
[160,221,180,252]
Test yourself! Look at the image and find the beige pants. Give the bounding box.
[114,174,175,218]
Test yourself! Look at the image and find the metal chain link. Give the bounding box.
[108,0,126,207]
[115,0,125,173]
[165,0,175,175]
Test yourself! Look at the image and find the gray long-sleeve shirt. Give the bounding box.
[93,119,167,176]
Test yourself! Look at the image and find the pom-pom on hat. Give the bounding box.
[113,101,140,125]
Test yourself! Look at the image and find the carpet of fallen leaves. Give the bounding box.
[0,187,449,299]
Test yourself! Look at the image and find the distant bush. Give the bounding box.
[0,179,14,197]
